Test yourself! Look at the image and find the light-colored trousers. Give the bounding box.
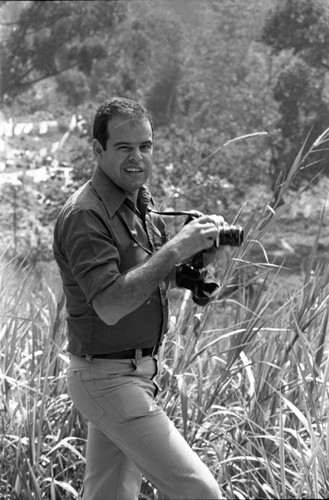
[67,354,222,500]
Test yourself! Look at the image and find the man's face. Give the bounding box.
[94,116,153,201]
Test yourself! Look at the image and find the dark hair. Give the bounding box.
[92,97,154,150]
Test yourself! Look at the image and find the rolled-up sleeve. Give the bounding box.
[60,209,120,304]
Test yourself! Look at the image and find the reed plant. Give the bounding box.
[1,129,329,499]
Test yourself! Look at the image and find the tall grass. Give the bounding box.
[0,260,86,499]
[1,129,329,499]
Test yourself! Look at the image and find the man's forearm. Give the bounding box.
[92,241,179,325]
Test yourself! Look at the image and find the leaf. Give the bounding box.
[176,374,189,440]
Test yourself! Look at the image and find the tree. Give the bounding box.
[0,0,127,103]
[147,0,276,209]
[87,3,185,128]
[261,0,329,187]
[0,177,51,261]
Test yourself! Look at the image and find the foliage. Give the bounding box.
[87,2,186,126]
[260,0,329,63]
[177,1,272,132]
[0,177,52,263]
[67,136,95,187]
[0,134,95,265]
[35,135,96,228]
[156,0,278,194]
[151,126,269,218]
[0,0,127,104]
[261,0,329,185]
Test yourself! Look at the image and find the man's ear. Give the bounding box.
[92,139,104,160]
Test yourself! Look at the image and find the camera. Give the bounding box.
[176,212,243,306]
[184,211,243,249]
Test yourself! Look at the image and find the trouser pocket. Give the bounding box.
[67,370,104,422]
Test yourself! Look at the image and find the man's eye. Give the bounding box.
[141,144,152,151]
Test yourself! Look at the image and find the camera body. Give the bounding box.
[176,212,243,306]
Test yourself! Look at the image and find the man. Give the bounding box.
[53,97,223,499]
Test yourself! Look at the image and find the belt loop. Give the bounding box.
[151,345,159,357]
[134,349,142,366]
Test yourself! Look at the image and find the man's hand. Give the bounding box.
[169,214,227,265]
[203,215,228,267]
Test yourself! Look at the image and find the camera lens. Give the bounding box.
[219,226,243,246]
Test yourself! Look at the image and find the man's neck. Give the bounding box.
[125,191,138,206]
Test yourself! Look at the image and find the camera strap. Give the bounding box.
[149,208,203,218]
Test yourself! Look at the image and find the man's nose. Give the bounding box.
[129,147,142,161]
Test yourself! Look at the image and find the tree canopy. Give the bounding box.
[0,0,127,103]
[261,0,329,185]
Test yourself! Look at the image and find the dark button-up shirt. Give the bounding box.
[53,166,170,356]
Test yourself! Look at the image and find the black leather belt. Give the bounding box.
[88,346,158,359]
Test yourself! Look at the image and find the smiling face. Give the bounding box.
[93,116,153,203]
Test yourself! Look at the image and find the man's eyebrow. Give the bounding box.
[114,140,153,147]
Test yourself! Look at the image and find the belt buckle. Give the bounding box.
[134,349,142,365]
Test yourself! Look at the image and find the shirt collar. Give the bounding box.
[91,165,152,218]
